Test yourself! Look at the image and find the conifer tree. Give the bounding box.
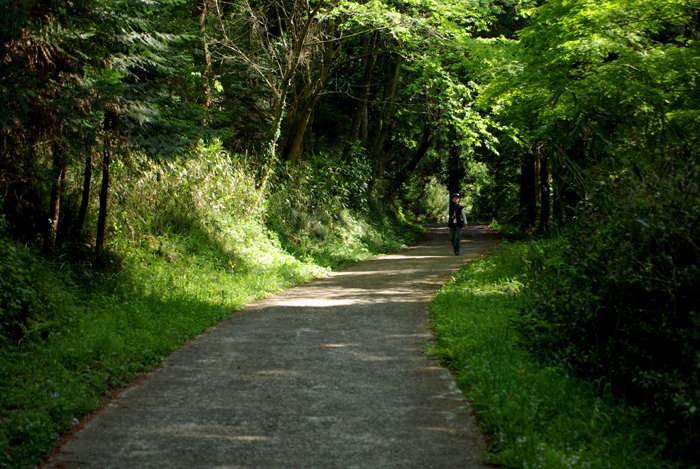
[0,0,207,250]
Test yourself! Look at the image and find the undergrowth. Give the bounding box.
[0,142,421,469]
[431,241,674,468]
[265,152,416,268]
[515,165,700,465]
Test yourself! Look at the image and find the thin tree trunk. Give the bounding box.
[280,31,343,166]
[534,149,540,208]
[255,0,325,190]
[196,0,212,108]
[563,141,585,219]
[283,107,314,166]
[368,54,402,194]
[519,152,537,228]
[344,34,378,158]
[538,151,551,233]
[447,143,461,196]
[75,152,92,236]
[44,147,66,251]
[361,106,369,144]
[256,93,286,191]
[371,54,402,159]
[553,165,565,225]
[96,141,111,256]
[280,83,323,165]
[563,179,579,220]
[389,124,436,197]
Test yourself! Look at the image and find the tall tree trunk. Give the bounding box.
[534,149,540,208]
[361,105,369,144]
[280,88,323,165]
[344,34,378,158]
[447,142,461,196]
[538,151,551,233]
[96,141,111,256]
[367,54,402,195]
[44,147,66,251]
[519,151,537,228]
[563,141,585,219]
[553,163,565,225]
[256,93,286,191]
[389,124,436,197]
[255,0,325,190]
[280,30,343,166]
[283,108,313,166]
[563,179,579,220]
[75,152,92,236]
[370,54,402,160]
[195,0,212,108]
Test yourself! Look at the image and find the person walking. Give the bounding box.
[445,193,468,255]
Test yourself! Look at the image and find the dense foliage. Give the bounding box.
[482,0,700,463]
[0,222,68,345]
[479,0,700,229]
[432,242,670,468]
[517,162,700,463]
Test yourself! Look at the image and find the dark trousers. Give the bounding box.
[449,226,462,253]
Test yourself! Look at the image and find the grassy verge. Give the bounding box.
[0,146,422,469]
[430,241,669,468]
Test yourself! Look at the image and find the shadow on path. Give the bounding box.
[45,225,501,469]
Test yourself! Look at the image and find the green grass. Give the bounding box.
[0,227,324,469]
[430,241,671,469]
[0,145,422,469]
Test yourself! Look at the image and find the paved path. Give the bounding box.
[45,225,500,469]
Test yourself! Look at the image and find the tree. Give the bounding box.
[0,0,208,251]
[208,0,503,194]
[485,1,700,462]
[484,0,700,225]
[209,0,338,189]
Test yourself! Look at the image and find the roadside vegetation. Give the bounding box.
[0,142,421,469]
[431,241,678,469]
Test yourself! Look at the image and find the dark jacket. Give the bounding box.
[447,202,467,228]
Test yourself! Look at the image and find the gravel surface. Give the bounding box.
[44,224,501,469]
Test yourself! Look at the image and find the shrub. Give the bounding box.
[515,163,700,464]
[0,222,70,345]
[265,153,419,267]
[400,176,448,223]
[432,241,667,468]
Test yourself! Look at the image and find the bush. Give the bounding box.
[432,241,667,468]
[515,163,700,464]
[0,223,70,345]
[265,153,420,268]
[400,176,448,223]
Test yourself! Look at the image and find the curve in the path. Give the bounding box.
[44,225,501,469]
